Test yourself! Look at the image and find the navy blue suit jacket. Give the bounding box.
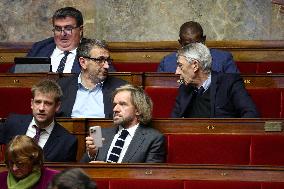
[157,49,239,73]
[1,114,78,162]
[57,74,127,118]
[80,124,165,163]
[27,37,81,73]
[171,72,259,118]
[27,37,116,73]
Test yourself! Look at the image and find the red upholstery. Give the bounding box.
[145,87,178,118]
[236,62,258,73]
[261,182,284,189]
[250,135,284,166]
[112,62,159,72]
[247,89,282,118]
[184,180,260,189]
[0,144,5,162]
[96,179,109,189]
[0,88,32,118]
[257,62,284,73]
[109,179,184,189]
[0,63,13,73]
[167,134,251,165]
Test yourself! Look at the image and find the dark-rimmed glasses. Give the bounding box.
[52,25,81,35]
[83,56,113,66]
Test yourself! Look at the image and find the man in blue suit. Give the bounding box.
[171,43,259,118]
[0,80,77,162]
[157,21,239,73]
[26,7,115,73]
[27,7,83,73]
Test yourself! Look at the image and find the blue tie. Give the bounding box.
[107,129,129,163]
[56,51,70,73]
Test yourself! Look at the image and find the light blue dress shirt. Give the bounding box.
[71,74,105,118]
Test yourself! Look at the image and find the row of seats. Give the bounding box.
[0,86,283,118]
[2,126,283,166]
[146,87,284,118]
[1,61,284,73]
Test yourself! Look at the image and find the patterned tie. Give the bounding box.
[33,125,45,144]
[56,51,70,73]
[107,129,129,163]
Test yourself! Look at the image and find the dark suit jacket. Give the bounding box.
[1,114,77,162]
[26,37,116,73]
[157,49,239,73]
[81,125,165,163]
[171,72,259,118]
[57,74,127,118]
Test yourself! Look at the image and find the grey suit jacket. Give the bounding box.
[81,124,165,163]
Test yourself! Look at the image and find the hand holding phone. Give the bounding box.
[89,126,103,148]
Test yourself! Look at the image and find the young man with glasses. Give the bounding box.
[56,38,127,118]
[26,7,115,73]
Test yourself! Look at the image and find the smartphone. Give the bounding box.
[89,126,103,148]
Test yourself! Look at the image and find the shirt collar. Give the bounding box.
[200,73,211,91]
[54,46,77,55]
[77,73,104,91]
[118,123,139,137]
[30,117,55,135]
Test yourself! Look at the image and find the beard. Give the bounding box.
[113,114,136,128]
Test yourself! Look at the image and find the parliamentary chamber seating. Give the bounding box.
[0,41,284,188]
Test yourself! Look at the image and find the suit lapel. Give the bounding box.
[64,75,79,116]
[180,85,195,117]
[102,78,113,118]
[210,72,219,117]
[97,127,117,161]
[122,125,145,162]
[18,115,33,135]
[43,122,61,157]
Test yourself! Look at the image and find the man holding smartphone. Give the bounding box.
[81,84,165,163]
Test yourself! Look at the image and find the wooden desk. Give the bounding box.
[1,41,284,63]
[1,163,283,182]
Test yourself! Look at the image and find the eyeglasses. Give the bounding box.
[52,25,81,35]
[7,160,29,169]
[83,56,113,66]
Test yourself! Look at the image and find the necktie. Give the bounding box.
[107,129,129,163]
[33,125,45,144]
[56,51,70,73]
[197,86,205,96]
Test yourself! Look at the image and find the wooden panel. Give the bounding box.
[1,163,283,182]
[85,118,284,134]
[0,73,59,87]
[1,41,284,63]
[57,118,86,161]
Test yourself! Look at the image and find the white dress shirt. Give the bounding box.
[50,47,77,73]
[106,124,139,163]
[25,118,55,149]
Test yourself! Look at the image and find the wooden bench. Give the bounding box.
[1,40,284,73]
[1,163,283,189]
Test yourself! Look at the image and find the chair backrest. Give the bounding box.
[145,87,178,118]
[247,88,282,118]
[167,134,251,165]
[0,87,32,118]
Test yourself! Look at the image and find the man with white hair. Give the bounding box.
[171,43,259,118]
